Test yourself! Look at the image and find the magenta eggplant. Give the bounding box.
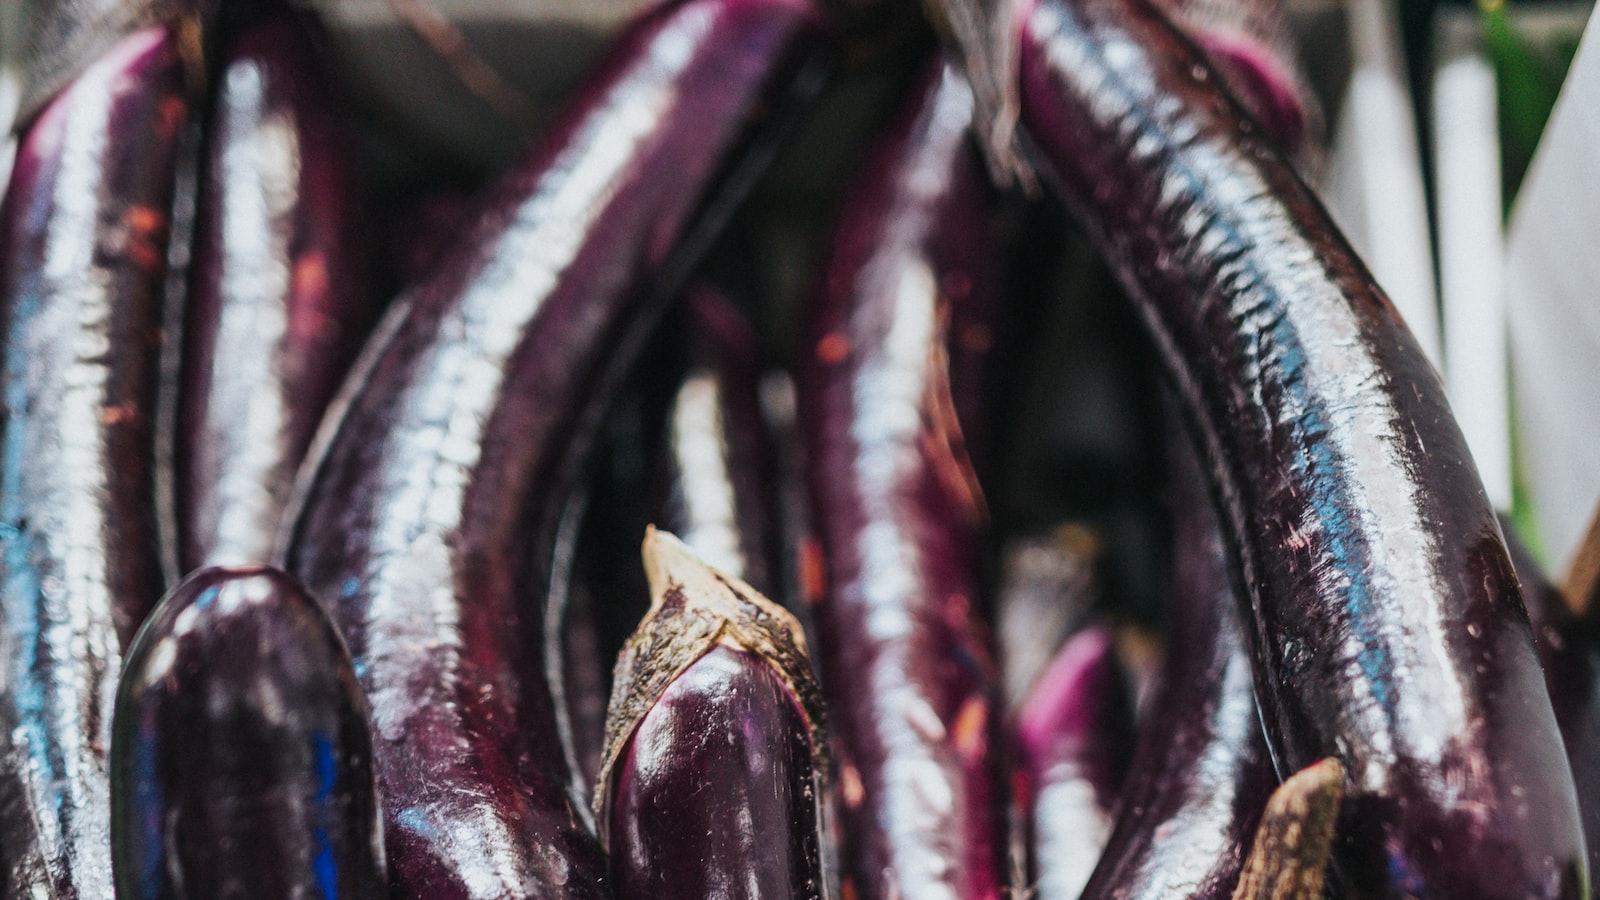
[1077,426,1274,900]
[599,530,825,899]
[278,0,828,895]
[109,566,384,899]
[659,287,781,597]
[0,27,188,897]
[1016,624,1134,899]
[176,12,374,572]
[798,60,1007,899]
[1012,0,1586,893]
[1504,527,1600,891]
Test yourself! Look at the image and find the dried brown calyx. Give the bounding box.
[1231,757,1346,900]
[593,526,828,828]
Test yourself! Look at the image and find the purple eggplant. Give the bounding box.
[1230,757,1343,900]
[277,0,828,894]
[0,26,189,897]
[596,528,825,899]
[659,286,781,597]
[175,11,375,572]
[969,0,1588,892]
[798,59,1007,899]
[1150,0,1320,165]
[1016,624,1134,899]
[109,565,384,899]
[996,526,1102,711]
[1505,525,1600,891]
[1077,423,1275,900]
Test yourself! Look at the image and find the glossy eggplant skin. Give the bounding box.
[1015,0,1586,893]
[109,566,384,899]
[279,0,828,895]
[798,60,1006,900]
[1504,527,1600,891]
[1016,624,1134,899]
[1078,427,1274,900]
[176,11,374,572]
[610,644,822,899]
[660,287,781,596]
[0,27,187,898]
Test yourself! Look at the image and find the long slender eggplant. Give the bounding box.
[1505,525,1600,890]
[176,11,375,572]
[0,24,190,898]
[597,528,826,899]
[109,566,384,899]
[798,59,1007,899]
[659,286,781,597]
[562,286,784,797]
[278,0,829,894]
[1078,423,1274,900]
[1016,623,1134,899]
[949,0,1589,891]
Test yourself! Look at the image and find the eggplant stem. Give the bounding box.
[593,527,827,829]
[1230,757,1345,900]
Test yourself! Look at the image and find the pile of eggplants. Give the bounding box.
[1,0,1595,897]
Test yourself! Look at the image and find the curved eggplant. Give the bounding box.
[1016,624,1134,899]
[798,59,1007,899]
[0,26,188,897]
[1505,525,1600,891]
[176,11,375,572]
[598,528,825,899]
[1008,0,1586,892]
[659,286,780,597]
[278,0,828,894]
[110,565,384,899]
[1078,424,1274,900]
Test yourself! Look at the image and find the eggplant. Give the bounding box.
[1230,757,1343,900]
[0,25,190,897]
[1077,421,1275,900]
[277,0,829,893]
[1505,525,1600,891]
[1150,0,1319,164]
[798,59,1007,899]
[659,286,781,597]
[596,528,825,899]
[996,526,1102,711]
[978,0,1589,891]
[1016,623,1134,899]
[175,11,375,572]
[109,565,384,899]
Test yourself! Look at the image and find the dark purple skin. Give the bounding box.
[659,286,781,597]
[0,27,187,898]
[278,0,828,895]
[109,566,385,899]
[177,12,375,572]
[798,60,1007,900]
[1014,0,1587,893]
[1077,426,1275,900]
[1016,624,1135,899]
[609,644,822,899]
[1503,526,1600,892]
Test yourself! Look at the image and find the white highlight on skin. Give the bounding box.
[203,58,302,566]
